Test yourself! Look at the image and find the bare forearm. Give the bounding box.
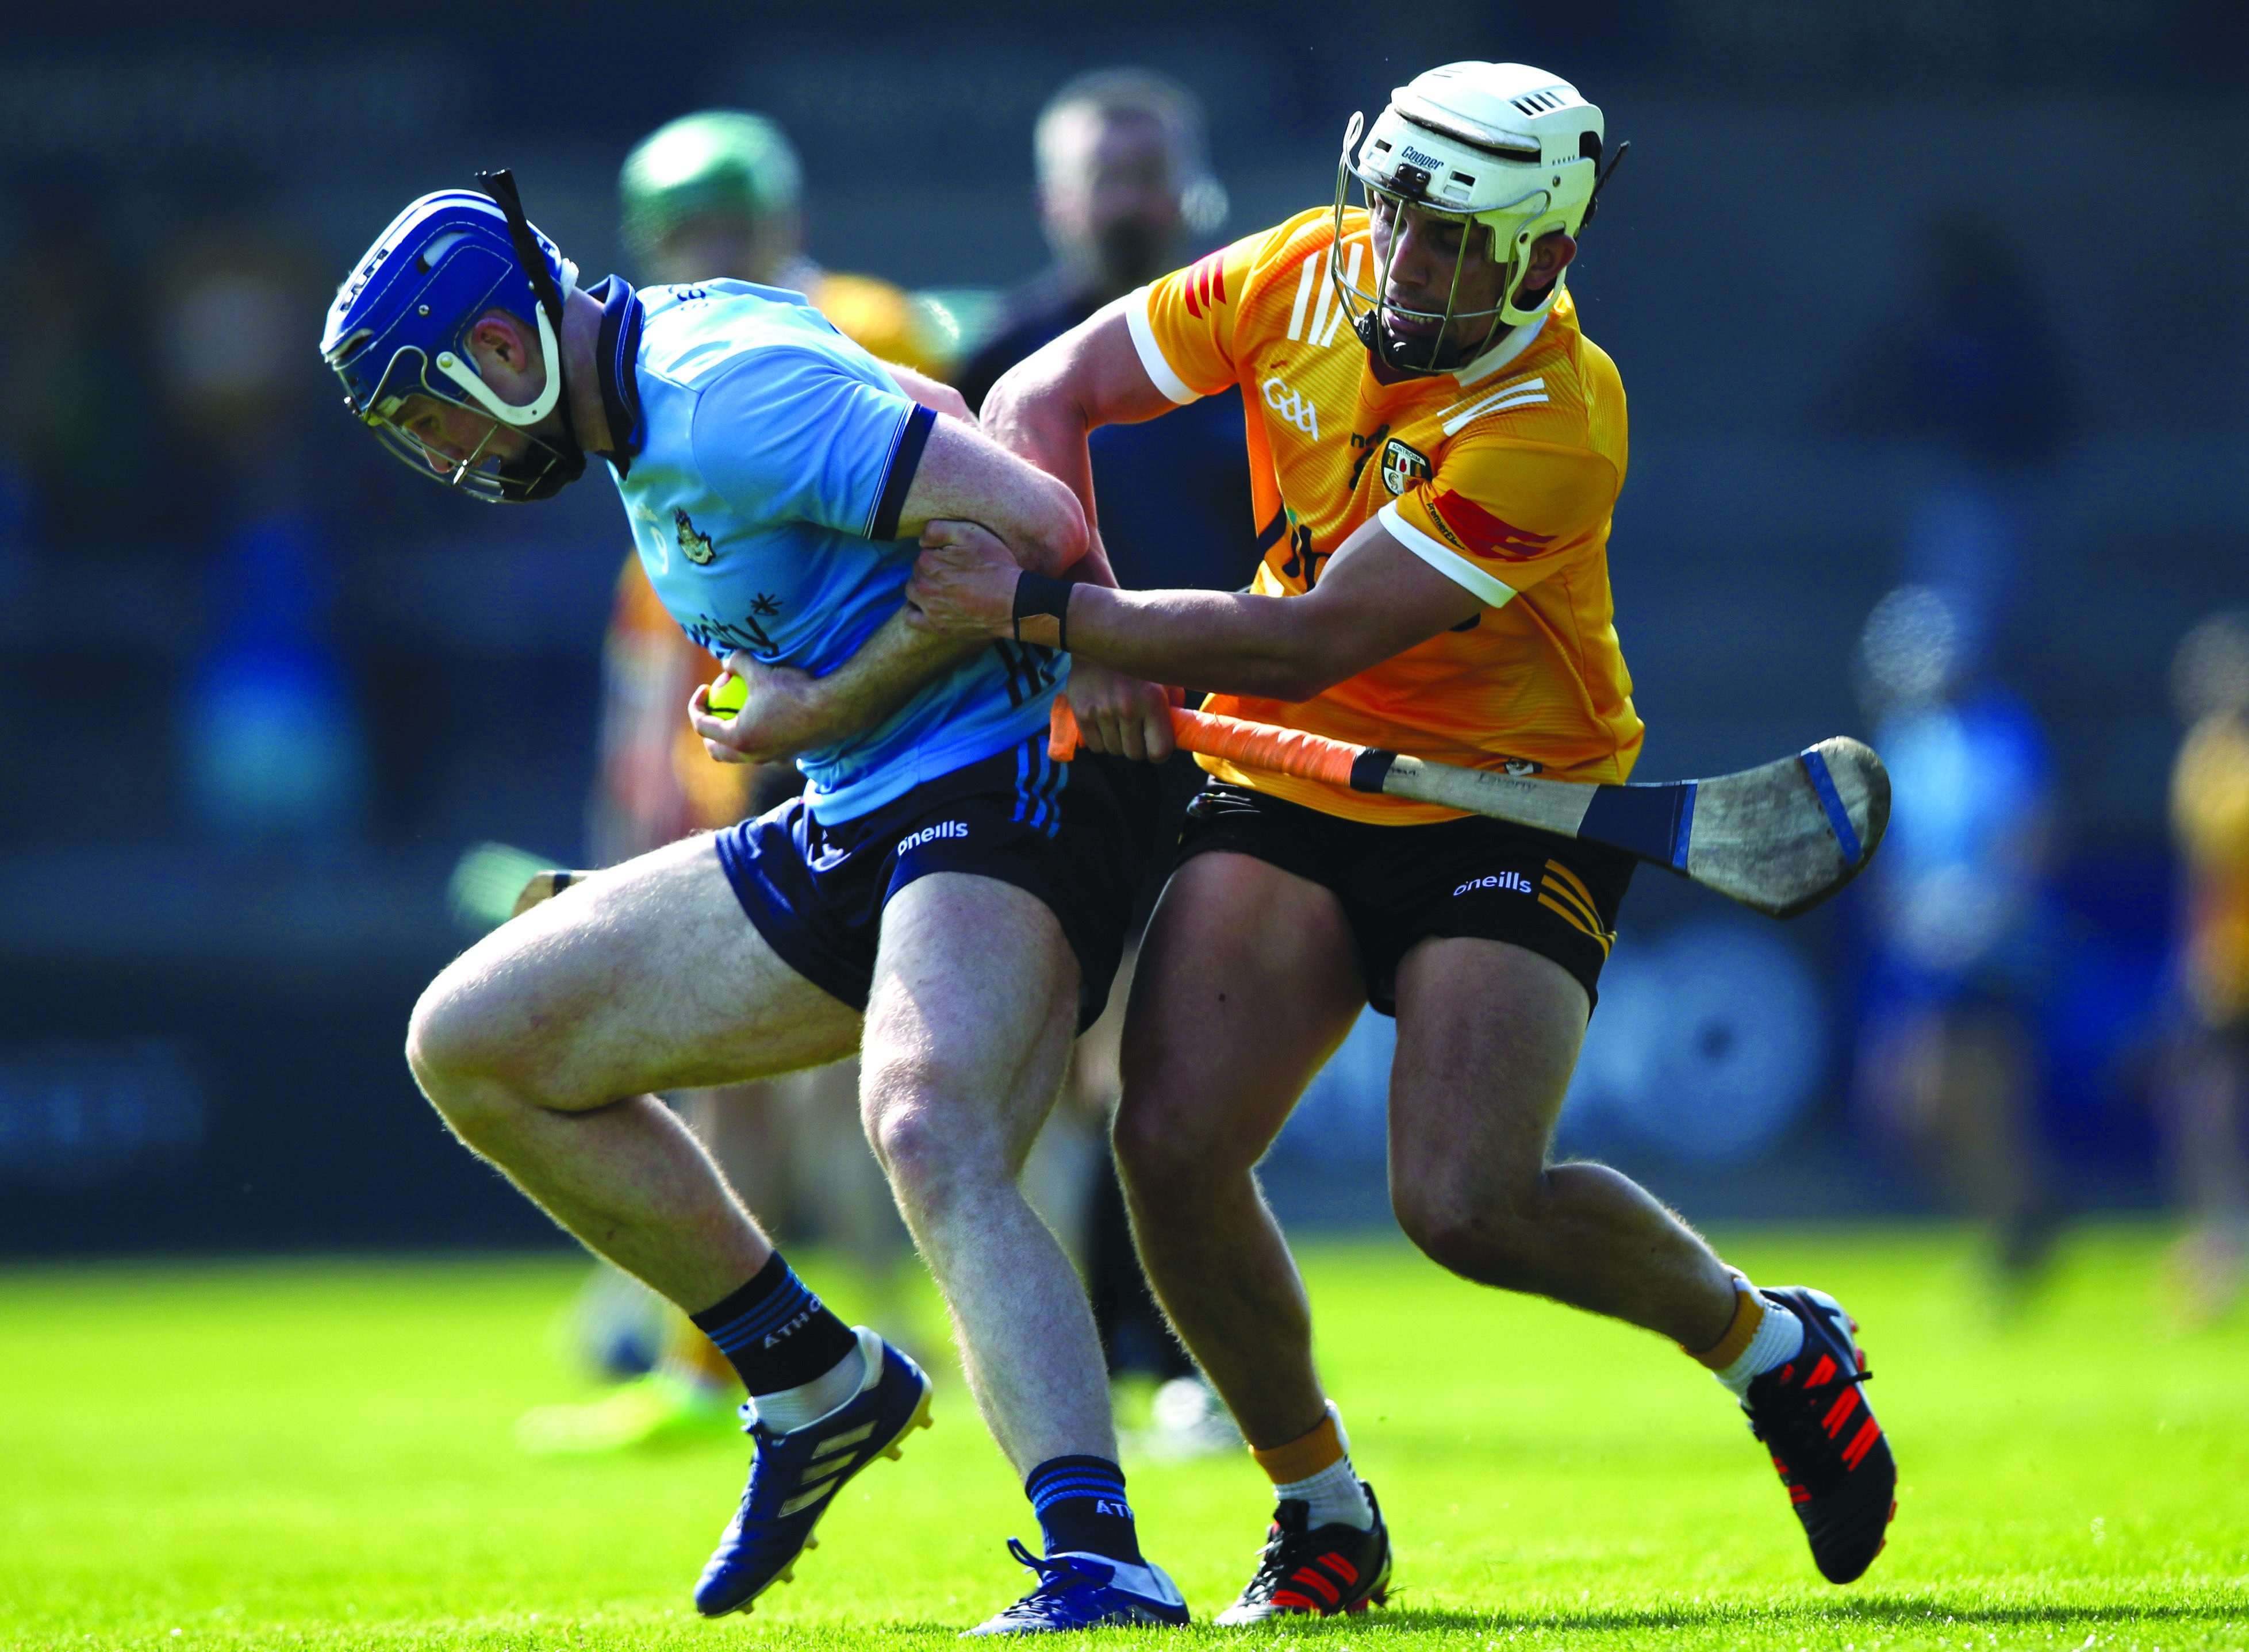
[724,612,981,761]
[1053,586,1329,701]
[884,362,972,424]
[982,354,1098,520]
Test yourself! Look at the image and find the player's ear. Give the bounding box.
[1524,230,1578,283]
[466,310,538,380]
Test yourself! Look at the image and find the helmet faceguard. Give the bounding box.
[321,171,585,503]
[1327,63,1625,376]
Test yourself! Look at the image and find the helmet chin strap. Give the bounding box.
[432,301,566,426]
[470,167,587,500]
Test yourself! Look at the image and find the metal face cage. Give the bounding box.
[349,345,574,505]
[1326,111,1545,376]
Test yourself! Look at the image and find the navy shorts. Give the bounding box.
[716,735,1165,1032]
[1172,782,1637,1015]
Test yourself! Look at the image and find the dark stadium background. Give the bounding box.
[1,0,2242,1256]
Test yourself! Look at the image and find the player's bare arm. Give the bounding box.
[692,551,1177,767]
[689,619,981,766]
[894,416,1089,575]
[689,399,1094,766]
[978,301,1180,505]
[909,511,1480,703]
[690,325,1181,769]
[883,360,972,424]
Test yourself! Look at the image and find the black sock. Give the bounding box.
[688,1252,858,1396]
[1025,1455,1142,1563]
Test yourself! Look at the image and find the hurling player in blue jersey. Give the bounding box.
[323,174,1187,1634]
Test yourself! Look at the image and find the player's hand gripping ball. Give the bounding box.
[708,673,747,719]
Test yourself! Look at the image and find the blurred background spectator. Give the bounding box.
[2158,612,2249,1323]
[0,3,2236,1311]
[1849,584,2061,1290]
[957,69,1256,598]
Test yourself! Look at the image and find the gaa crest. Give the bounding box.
[675,508,716,566]
[1379,437,1431,497]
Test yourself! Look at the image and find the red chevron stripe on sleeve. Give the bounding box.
[1182,251,1227,320]
[1429,489,1556,562]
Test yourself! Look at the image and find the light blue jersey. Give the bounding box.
[590,276,1063,823]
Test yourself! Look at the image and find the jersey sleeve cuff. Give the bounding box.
[1378,500,1518,609]
[1124,287,1202,406]
[865,402,937,541]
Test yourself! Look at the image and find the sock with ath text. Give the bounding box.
[1025,1455,1143,1562]
[688,1252,863,1430]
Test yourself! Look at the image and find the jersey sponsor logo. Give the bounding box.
[1454,870,1534,897]
[1347,423,1389,491]
[1262,375,1321,440]
[1379,437,1432,496]
[1284,240,1367,347]
[1429,489,1555,562]
[898,820,969,854]
[1181,250,1227,319]
[675,507,716,566]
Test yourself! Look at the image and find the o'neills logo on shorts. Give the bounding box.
[899,821,970,854]
[1454,871,1533,898]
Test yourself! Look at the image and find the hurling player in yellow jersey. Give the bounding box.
[903,62,1898,1613]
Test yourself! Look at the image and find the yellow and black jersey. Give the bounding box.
[1128,206,1641,823]
[2174,709,2249,1024]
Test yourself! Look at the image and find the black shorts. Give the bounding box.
[717,735,1162,1033]
[1172,782,1636,1015]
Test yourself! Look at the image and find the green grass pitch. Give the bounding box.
[3,1225,2244,1649]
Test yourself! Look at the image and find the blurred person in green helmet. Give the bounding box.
[622,109,950,380]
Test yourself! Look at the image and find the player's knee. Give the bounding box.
[1392,1177,1548,1290]
[860,1068,983,1217]
[405,970,532,1136]
[405,974,469,1093]
[1110,1093,1208,1211]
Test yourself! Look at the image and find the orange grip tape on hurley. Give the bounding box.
[1047,697,1361,789]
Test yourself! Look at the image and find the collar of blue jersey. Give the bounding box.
[584,275,646,473]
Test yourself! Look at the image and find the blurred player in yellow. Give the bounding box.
[2162,611,2249,1323]
[519,110,948,1454]
[895,60,1898,1611]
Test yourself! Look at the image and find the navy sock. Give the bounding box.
[688,1253,859,1396]
[1025,1455,1142,1563]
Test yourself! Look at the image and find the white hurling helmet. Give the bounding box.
[1330,62,1627,374]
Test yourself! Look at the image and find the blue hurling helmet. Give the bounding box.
[321,172,584,502]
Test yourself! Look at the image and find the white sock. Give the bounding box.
[1275,1454,1375,1531]
[1269,1404,1372,1532]
[1714,1292,1804,1399]
[748,1335,868,1434]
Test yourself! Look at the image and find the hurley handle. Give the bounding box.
[1047,696,1362,788]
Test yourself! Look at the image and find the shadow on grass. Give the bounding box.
[1262,1598,2236,1636]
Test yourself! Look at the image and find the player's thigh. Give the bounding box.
[1115,851,1365,1183]
[408,832,861,1108]
[1386,934,1590,1207]
[859,871,1082,1180]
